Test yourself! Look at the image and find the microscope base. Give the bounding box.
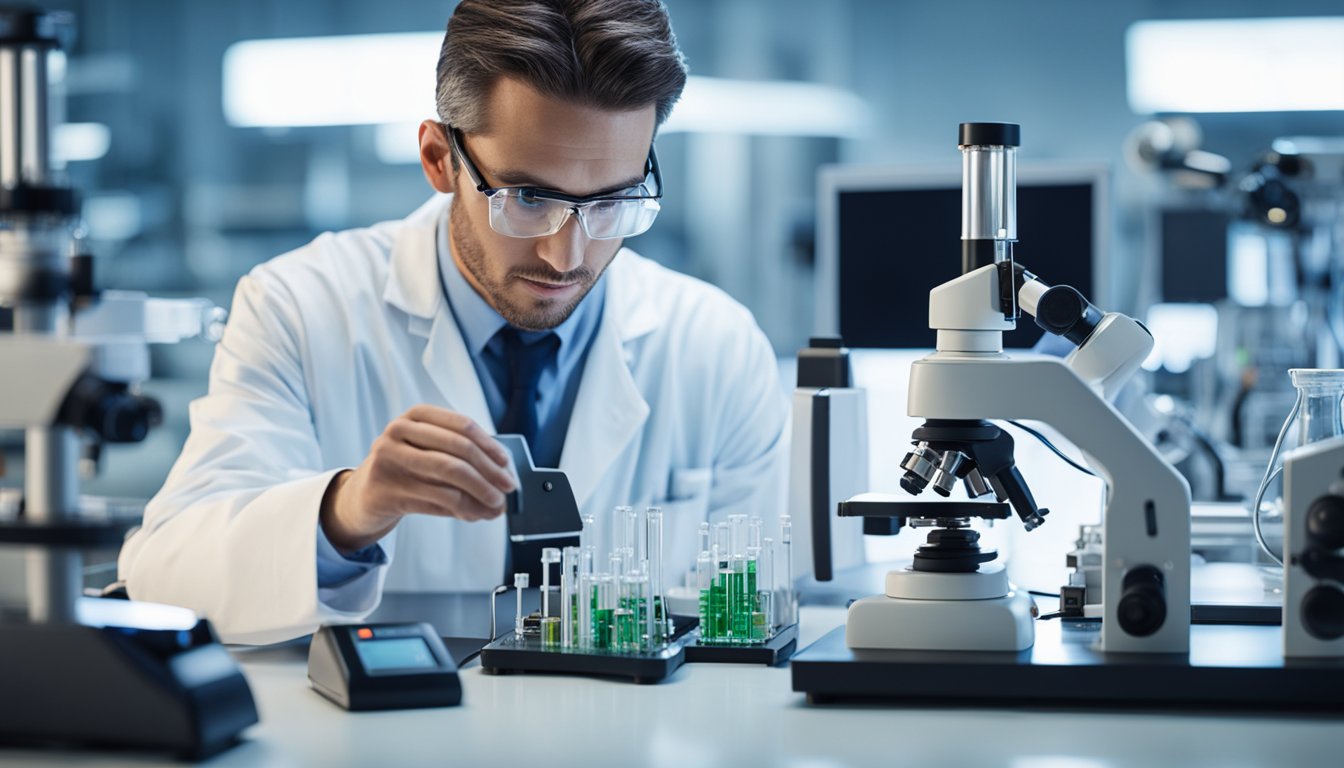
[846,589,1037,652]
[795,620,1344,710]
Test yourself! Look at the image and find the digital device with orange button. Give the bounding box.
[307,622,462,711]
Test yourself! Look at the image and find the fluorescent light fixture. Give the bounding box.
[53,122,110,163]
[663,76,871,138]
[1142,303,1219,374]
[223,32,441,127]
[1126,17,1344,113]
[225,30,870,139]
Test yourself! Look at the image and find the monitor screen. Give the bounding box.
[823,168,1104,349]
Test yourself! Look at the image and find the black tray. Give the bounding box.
[683,622,799,665]
[479,634,685,684]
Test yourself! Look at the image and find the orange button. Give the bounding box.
[356,627,373,640]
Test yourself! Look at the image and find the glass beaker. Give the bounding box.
[1252,368,1344,566]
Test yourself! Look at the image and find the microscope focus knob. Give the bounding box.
[1033,285,1103,346]
[1301,585,1344,641]
[1306,494,1344,550]
[1117,565,1166,638]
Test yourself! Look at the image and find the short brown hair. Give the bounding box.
[435,0,688,134]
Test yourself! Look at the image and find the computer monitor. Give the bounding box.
[815,164,1109,349]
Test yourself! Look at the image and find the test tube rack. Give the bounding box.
[479,507,688,684]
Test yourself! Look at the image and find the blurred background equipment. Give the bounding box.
[0,6,255,758]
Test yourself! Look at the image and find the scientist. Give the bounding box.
[118,0,788,644]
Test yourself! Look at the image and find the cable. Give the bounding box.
[1006,419,1097,478]
[1250,392,1299,568]
[1028,589,1060,598]
[487,585,509,640]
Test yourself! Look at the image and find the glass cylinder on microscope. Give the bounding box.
[645,506,664,642]
[591,574,617,650]
[580,513,596,554]
[561,547,578,648]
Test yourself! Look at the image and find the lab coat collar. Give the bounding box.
[383,194,659,506]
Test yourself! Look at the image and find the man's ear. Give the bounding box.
[419,120,456,194]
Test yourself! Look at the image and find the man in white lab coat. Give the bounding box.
[118,0,788,644]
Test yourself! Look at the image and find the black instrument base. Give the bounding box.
[479,634,685,684]
[684,623,799,665]
[792,620,1344,712]
[0,617,258,759]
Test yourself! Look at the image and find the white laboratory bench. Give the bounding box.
[1,604,1340,767]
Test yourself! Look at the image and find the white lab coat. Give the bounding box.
[118,194,789,644]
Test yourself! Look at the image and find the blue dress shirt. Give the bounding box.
[317,206,605,588]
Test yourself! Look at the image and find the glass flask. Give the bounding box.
[1252,368,1344,566]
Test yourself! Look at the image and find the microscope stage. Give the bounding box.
[792,619,1344,710]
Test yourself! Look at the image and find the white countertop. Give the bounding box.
[2,605,1340,768]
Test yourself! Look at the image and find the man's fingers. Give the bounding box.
[393,419,516,492]
[393,445,508,509]
[404,405,512,468]
[408,487,504,522]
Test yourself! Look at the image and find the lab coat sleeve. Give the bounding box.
[118,270,392,644]
[707,322,790,527]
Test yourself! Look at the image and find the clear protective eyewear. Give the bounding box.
[446,124,662,241]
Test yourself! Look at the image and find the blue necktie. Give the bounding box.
[497,327,560,463]
[496,327,571,584]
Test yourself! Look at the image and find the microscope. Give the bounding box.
[841,123,1191,655]
[0,8,255,758]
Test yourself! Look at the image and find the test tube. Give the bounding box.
[580,513,596,554]
[625,505,639,567]
[714,522,731,642]
[540,548,561,647]
[592,574,616,649]
[781,515,795,626]
[645,506,664,643]
[561,546,578,648]
[748,516,763,551]
[760,535,775,634]
[618,572,649,651]
[696,522,712,643]
[513,572,529,638]
[579,547,595,648]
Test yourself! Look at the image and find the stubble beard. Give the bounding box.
[449,196,607,331]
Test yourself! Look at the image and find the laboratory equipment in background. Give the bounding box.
[1282,435,1344,657]
[792,122,1344,710]
[814,160,1106,350]
[788,336,866,585]
[0,7,255,758]
[1132,121,1344,504]
[1251,368,1344,571]
[307,622,462,711]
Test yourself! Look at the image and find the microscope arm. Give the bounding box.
[908,354,1191,653]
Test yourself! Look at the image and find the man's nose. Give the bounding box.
[535,213,588,274]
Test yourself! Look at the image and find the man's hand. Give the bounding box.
[320,405,517,553]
